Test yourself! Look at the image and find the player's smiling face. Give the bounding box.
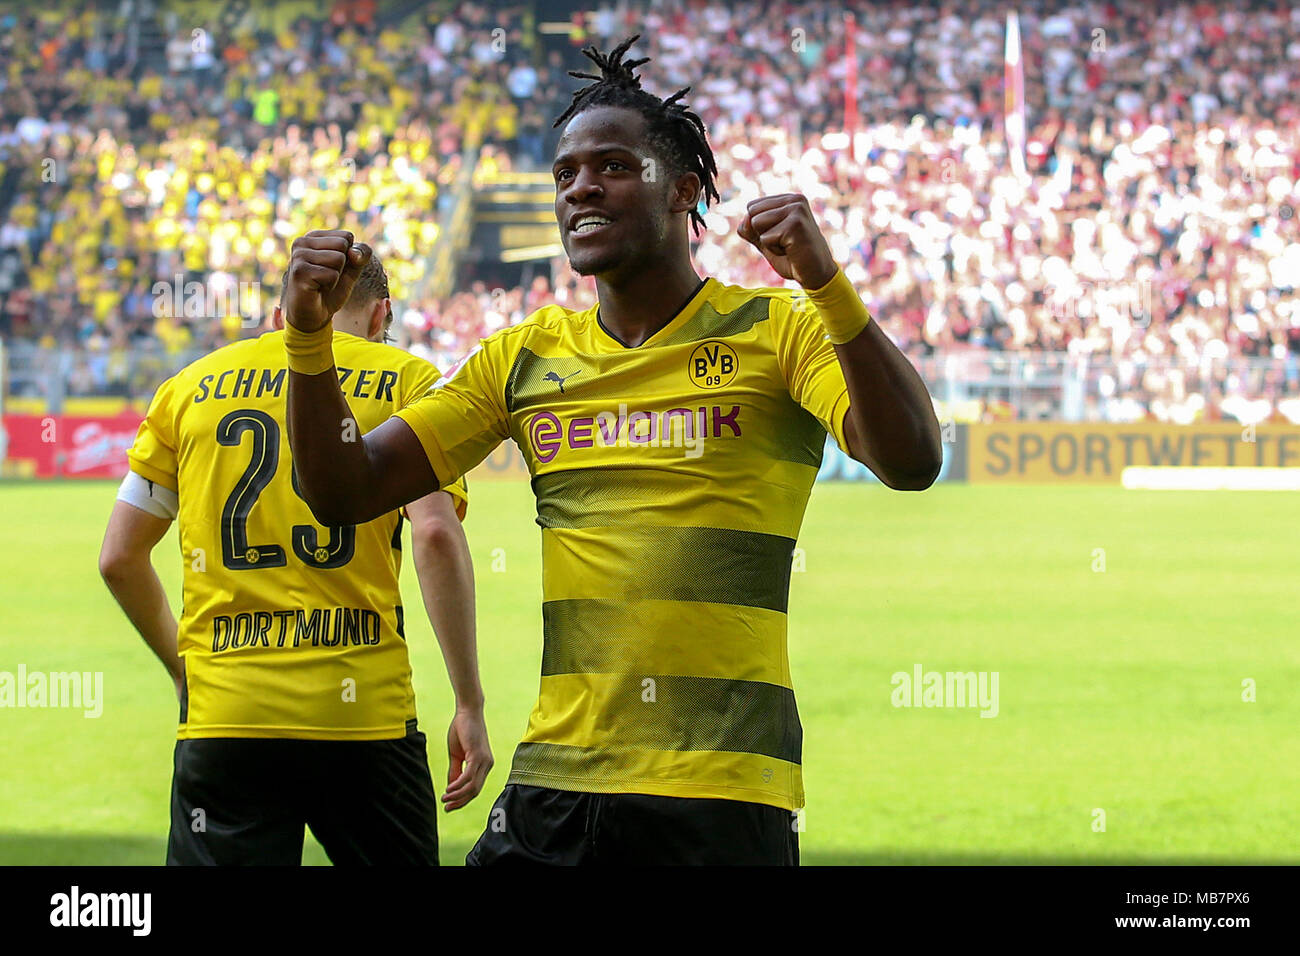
[553,106,675,277]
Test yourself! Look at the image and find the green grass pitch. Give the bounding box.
[1,479,1296,864]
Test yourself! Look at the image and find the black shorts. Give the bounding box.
[466,784,799,866]
[166,730,439,866]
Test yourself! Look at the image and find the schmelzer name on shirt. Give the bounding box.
[192,366,399,403]
[211,607,384,653]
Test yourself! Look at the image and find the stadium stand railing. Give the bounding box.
[421,140,483,302]
[4,340,1296,427]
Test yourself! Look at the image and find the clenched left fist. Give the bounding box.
[738,193,838,290]
[284,230,373,333]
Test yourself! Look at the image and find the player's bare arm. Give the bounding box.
[404,491,493,811]
[99,501,184,701]
[282,230,438,524]
[739,194,943,490]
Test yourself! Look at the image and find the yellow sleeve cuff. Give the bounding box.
[126,459,179,494]
[284,321,336,375]
[806,268,872,344]
[393,404,458,491]
[828,388,853,455]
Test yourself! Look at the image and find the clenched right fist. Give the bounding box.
[283,231,373,333]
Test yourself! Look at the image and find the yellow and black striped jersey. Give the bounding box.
[396,278,849,810]
[127,329,467,741]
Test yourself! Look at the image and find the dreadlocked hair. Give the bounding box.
[553,34,719,235]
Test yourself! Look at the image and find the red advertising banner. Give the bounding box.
[2,412,144,478]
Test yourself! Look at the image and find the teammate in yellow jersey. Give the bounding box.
[98,254,491,865]
[281,37,942,865]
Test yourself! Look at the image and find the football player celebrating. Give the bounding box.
[281,38,940,865]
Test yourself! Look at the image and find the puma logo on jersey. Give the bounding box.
[543,370,580,393]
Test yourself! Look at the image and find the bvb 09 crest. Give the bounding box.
[689,341,738,389]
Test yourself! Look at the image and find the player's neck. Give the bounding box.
[332,320,368,340]
[594,259,703,348]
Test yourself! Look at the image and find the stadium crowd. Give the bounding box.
[0,1,550,351]
[2,0,1299,423]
